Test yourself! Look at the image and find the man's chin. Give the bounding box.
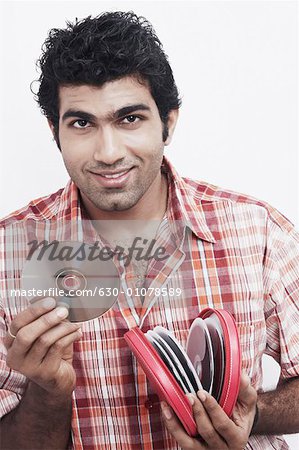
[79,186,143,214]
[91,197,139,212]
[97,202,134,212]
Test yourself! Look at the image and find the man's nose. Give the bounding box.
[93,127,126,165]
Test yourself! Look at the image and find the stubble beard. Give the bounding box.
[76,165,161,212]
[65,149,165,213]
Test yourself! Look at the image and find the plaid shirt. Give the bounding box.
[1,157,299,449]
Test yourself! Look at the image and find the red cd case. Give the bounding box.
[124,308,241,437]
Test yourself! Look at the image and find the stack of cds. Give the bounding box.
[125,308,241,437]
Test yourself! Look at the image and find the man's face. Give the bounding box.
[54,76,177,213]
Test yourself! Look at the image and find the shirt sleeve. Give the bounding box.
[263,214,299,379]
[0,298,27,419]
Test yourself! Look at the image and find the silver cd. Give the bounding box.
[186,318,214,394]
[21,240,120,322]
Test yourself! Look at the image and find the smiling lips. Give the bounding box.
[90,167,134,187]
[99,169,130,179]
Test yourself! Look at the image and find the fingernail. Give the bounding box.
[197,390,207,402]
[187,394,195,406]
[162,407,172,420]
[56,306,69,318]
[42,297,56,309]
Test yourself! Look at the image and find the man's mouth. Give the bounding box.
[97,169,131,179]
[89,167,134,187]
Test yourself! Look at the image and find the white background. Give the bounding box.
[0,1,298,448]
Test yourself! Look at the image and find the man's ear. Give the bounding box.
[164,109,179,146]
[47,118,62,151]
[47,118,55,138]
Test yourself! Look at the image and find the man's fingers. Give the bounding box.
[160,401,200,450]
[23,321,82,364]
[27,329,82,390]
[188,393,228,448]
[4,297,57,348]
[12,297,57,332]
[8,303,70,356]
[6,319,80,373]
[195,376,257,447]
[38,328,82,374]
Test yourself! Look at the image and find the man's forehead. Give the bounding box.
[58,77,155,113]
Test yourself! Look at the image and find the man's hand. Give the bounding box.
[161,372,257,450]
[4,297,82,398]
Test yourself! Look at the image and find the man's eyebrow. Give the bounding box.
[61,104,151,123]
[61,110,97,122]
[115,104,151,119]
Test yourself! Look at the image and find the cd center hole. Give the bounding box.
[63,276,80,290]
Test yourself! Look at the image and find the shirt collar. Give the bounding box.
[56,157,216,244]
[162,156,216,244]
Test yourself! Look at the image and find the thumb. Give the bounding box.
[237,371,257,408]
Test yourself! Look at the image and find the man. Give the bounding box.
[0,11,298,450]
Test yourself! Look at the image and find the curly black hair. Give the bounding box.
[36,11,181,143]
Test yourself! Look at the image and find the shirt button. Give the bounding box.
[135,276,144,288]
[144,394,159,410]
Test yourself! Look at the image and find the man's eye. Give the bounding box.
[72,119,90,128]
[122,115,140,124]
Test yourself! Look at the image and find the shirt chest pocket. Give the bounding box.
[236,321,266,384]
